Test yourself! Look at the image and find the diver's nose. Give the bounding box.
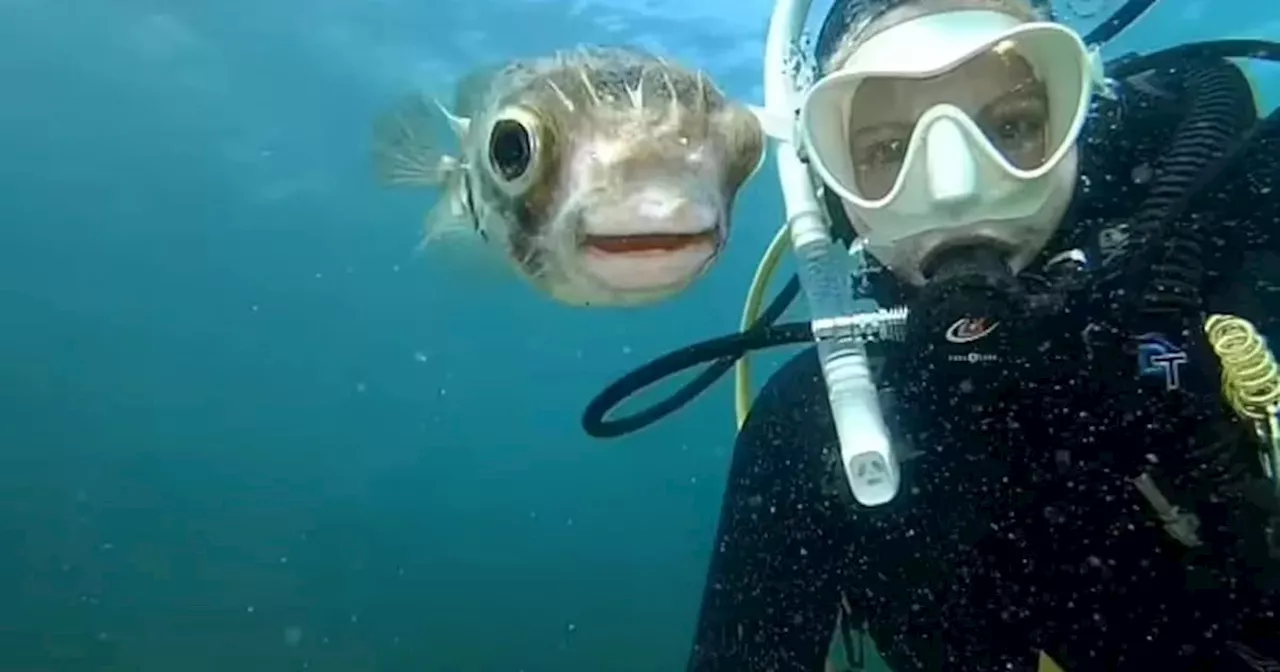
[924,117,978,206]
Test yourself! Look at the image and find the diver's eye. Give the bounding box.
[979,88,1050,169]
[993,115,1045,144]
[860,138,908,169]
[985,113,1048,169]
[488,118,535,183]
[849,128,910,200]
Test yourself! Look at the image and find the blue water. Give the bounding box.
[0,0,1276,670]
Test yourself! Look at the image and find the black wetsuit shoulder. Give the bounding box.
[689,58,1280,672]
[686,350,851,671]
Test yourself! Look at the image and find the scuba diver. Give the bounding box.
[680,0,1280,669]
[578,0,1280,668]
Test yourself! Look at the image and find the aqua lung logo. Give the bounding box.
[1136,332,1188,391]
[945,317,999,344]
[948,352,998,363]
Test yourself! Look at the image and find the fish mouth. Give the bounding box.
[571,188,726,293]
[578,228,722,292]
[582,231,720,254]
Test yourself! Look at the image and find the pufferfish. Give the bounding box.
[372,46,766,307]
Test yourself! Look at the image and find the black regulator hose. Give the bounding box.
[1098,58,1257,317]
[581,321,814,438]
[582,39,1280,440]
[580,285,807,438]
[1097,40,1280,324]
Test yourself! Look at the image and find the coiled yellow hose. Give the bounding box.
[1206,315,1280,420]
[1205,314,1280,485]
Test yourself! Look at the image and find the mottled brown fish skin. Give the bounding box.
[462,46,765,306]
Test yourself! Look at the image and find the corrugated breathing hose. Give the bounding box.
[1100,61,1260,487]
[1098,61,1256,320]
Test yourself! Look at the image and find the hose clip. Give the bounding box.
[811,306,909,343]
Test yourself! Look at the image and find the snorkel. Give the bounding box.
[759,0,909,506]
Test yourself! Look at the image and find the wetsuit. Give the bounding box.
[688,58,1280,671]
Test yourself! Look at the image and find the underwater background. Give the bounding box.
[0,0,1277,670]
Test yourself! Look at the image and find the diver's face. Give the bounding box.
[847,50,1050,200]
[802,7,1093,284]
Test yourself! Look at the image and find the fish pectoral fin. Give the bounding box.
[420,169,482,247]
[372,92,471,187]
[748,104,793,143]
[372,93,491,256]
[414,173,509,285]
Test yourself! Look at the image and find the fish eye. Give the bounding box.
[486,107,543,193]
[490,120,531,180]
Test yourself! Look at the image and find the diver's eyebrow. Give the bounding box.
[849,121,912,144]
[986,79,1049,109]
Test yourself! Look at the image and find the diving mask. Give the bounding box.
[800,10,1101,284]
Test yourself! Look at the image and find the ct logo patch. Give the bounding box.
[945,317,999,344]
[1136,332,1188,391]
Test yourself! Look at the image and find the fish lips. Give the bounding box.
[571,192,727,293]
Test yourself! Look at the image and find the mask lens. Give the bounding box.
[832,29,1086,203]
